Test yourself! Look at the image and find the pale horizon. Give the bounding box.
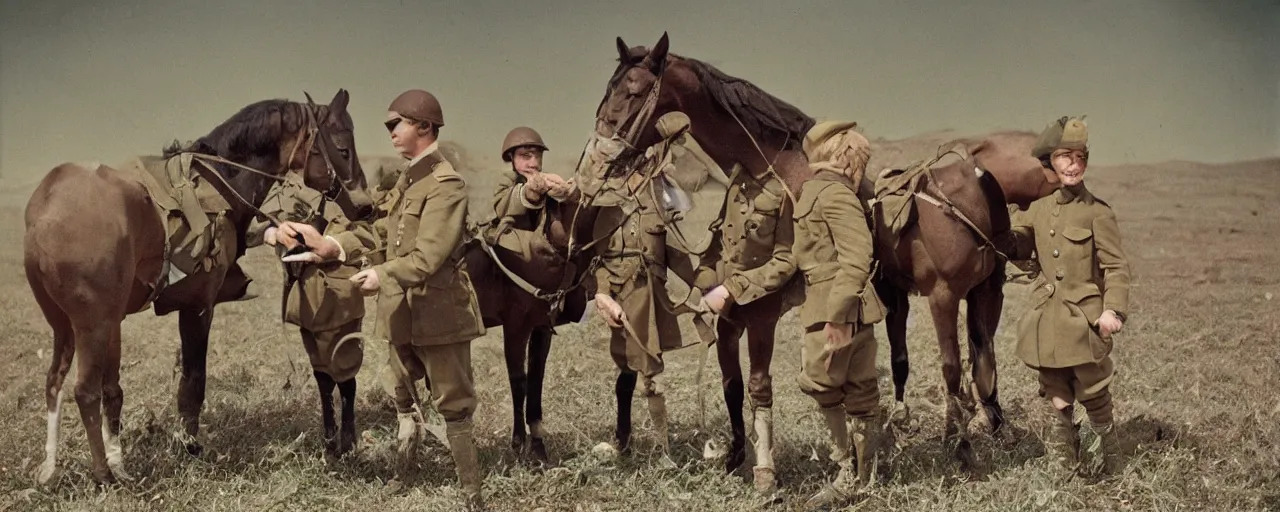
[2,0,1277,182]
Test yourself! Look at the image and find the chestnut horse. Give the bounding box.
[24,89,372,485]
[592,33,1056,472]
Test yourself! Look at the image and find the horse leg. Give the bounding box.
[302,327,340,455]
[502,322,532,456]
[526,326,553,464]
[313,370,339,455]
[30,277,75,486]
[715,317,748,474]
[100,321,131,481]
[70,320,112,483]
[337,377,357,456]
[177,307,213,456]
[615,370,638,453]
[875,277,912,426]
[928,290,975,468]
[965,267,1006,435]
[745,315,778,492]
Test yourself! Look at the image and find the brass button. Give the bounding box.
[1055,269,1064,280]
[1052,249,1060,258]
[395,240,401,247]
[1049,229,1056,237]
[1045,283,1055,294]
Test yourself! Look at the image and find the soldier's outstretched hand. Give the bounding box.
[275,221,342,263]
[350,268,381,296]
[701,285,733,314]
[594,293,626,328]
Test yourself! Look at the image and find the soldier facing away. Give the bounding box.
[1008,116,1132,477]
[792,121,892,509]
[277,88,488,510]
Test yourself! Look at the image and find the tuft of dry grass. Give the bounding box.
[0,142,1277,511]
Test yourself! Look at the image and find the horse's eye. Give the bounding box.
[338,148,351,160]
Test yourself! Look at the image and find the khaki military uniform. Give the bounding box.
[247,173,379,382]
[1009,184,1131,423]
[589,169,700,396]
[693,170,798,408]
[791,170,887,415]
[332,147,486,422]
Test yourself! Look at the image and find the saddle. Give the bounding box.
[119,153,237,290]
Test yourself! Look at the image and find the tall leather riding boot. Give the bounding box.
[1046,406,1079,471]
[849,411,885,487]
[803,405,856,510]
[751,407,776,493]
[647,394,670,455]
[446,419,485,511]
[1083,421,1120,476]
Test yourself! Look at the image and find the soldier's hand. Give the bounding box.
[701,285,733,314]
[263,226,279,246]
[595,293,625,328]
[350,268,381,296]
[1098,309,1123,338]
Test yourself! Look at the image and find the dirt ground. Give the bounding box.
[0,138,1276,511]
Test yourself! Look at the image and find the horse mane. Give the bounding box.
[675,55,815,150]
[162,99,311,163]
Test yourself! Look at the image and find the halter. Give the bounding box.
[285,104,344,203]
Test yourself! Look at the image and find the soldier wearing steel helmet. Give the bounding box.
[275,88,487,510]
[1008,115,1132,478]
[493,126,574,225]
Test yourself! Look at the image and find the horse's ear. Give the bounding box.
[328,89,349,118]
[647,32,670,73]
[616,36,629,62]
[304,91,316,106]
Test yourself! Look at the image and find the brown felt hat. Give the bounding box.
[388,89,444,127]
[1032,116,1088,159]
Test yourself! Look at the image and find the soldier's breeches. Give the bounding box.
[610,329,665,383]
[387,341,477,422]
[1035,356,1115,424]
[798,324,880,416]
[300,319,364,383]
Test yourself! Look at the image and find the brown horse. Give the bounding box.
[592,33,816,475]
[592,33,1058,472]
[464,181,597,464]
[24,89,372,485]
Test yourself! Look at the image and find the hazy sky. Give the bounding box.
[2,0,1277,180]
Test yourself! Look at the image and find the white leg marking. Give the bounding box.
[35,389,62,484]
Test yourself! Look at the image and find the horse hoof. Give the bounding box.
[890,401,911,426]
[185,442,203,457]
[752,466,777,494]
[33,461,59,486]
[109,463,135,482]
[529,437,550,465]
[591,441,619,459]
[725,445,747,474]
[510,433,527,454]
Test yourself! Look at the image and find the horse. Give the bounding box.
[591,33,1057,473]
[462,185,598,464]
[590,33,817,479]
[23,89,373,485]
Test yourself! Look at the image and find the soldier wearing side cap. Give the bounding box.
[1008,116,1132,478]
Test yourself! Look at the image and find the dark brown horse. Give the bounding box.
[592,33,1058,472]
[464,184,596,464]
[592,33,816,476]
[24,89,372,485]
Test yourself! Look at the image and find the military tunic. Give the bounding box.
[791,171,887,415]
[247,173,378,383]
[589,171,700,396]
[331,148,486,421]
[1009,183,1131,416]
[695,172,798,305]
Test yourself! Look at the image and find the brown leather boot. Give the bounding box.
[803,406,856,510]
[1082,421,1120,476]
[849,410,886,487]
[446,419,485,511]
[1046,406,1079,472]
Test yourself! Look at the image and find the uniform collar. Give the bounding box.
[402,144,444,185]
[1056,183,1092,205]
[814,169,855,188]
[407,141,439,168]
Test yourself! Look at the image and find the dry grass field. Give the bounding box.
[0,135,1276,511]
